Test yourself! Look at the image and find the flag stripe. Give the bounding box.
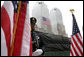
[73,36,83,53]
[1,27,8,56]
[1,1,14,56]
[71,41,79,56]
[20,3,32,56]
[3,1,14,47]
[1,1,14,55]
[70,49,74,56]
[12,2,27,56]
[20,2,32,56]
[77,33,83,42]
[70,52,72,56]
[75,34,83,47]
[3,1,14,36]
[72,37,82,56]
[13,13,17,28]
[1,6,11,56]
[71,45,76,56]
[29,36,32,56]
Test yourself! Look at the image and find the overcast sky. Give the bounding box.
[1,1,83,37]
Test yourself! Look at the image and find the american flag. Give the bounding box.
[42,17,50,26]
[1,1,32,56]
[70,14,83,56]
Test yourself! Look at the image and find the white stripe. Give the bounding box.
[71,45,76,56]
[73,35,83,52]
[71,38,81,56]
[1,27,8,56]
[21,4,30,56]
[3,1,14,46]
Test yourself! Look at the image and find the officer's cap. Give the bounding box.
[30,17,37,24]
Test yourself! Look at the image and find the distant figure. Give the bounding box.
[30,17,45,56]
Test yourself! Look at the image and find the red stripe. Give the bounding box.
[72,36,83,55]
[71,41,79,56]
[29,36,32,56]
[70,48,74,56]
[1,6,11,56]
[75,34,83,47]
[12,2,27,56]
[13,13,17,33]
[13,13,17,27]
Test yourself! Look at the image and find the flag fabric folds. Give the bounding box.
[70,14,83,56]
[12,1,32,56]
[1,1,14,56]
[1,1,32,56]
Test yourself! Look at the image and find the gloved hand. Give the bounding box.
[32,49,43,56]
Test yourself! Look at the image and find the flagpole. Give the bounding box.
[10,1,22,56]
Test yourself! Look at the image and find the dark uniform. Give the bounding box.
[30,17,45,55]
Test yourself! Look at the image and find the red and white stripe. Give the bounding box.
[1,1,14,56]
[12,2,32,56]
[21,3,32,56]
[70,33,83,56]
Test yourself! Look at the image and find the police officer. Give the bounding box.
[30,17,45,56]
